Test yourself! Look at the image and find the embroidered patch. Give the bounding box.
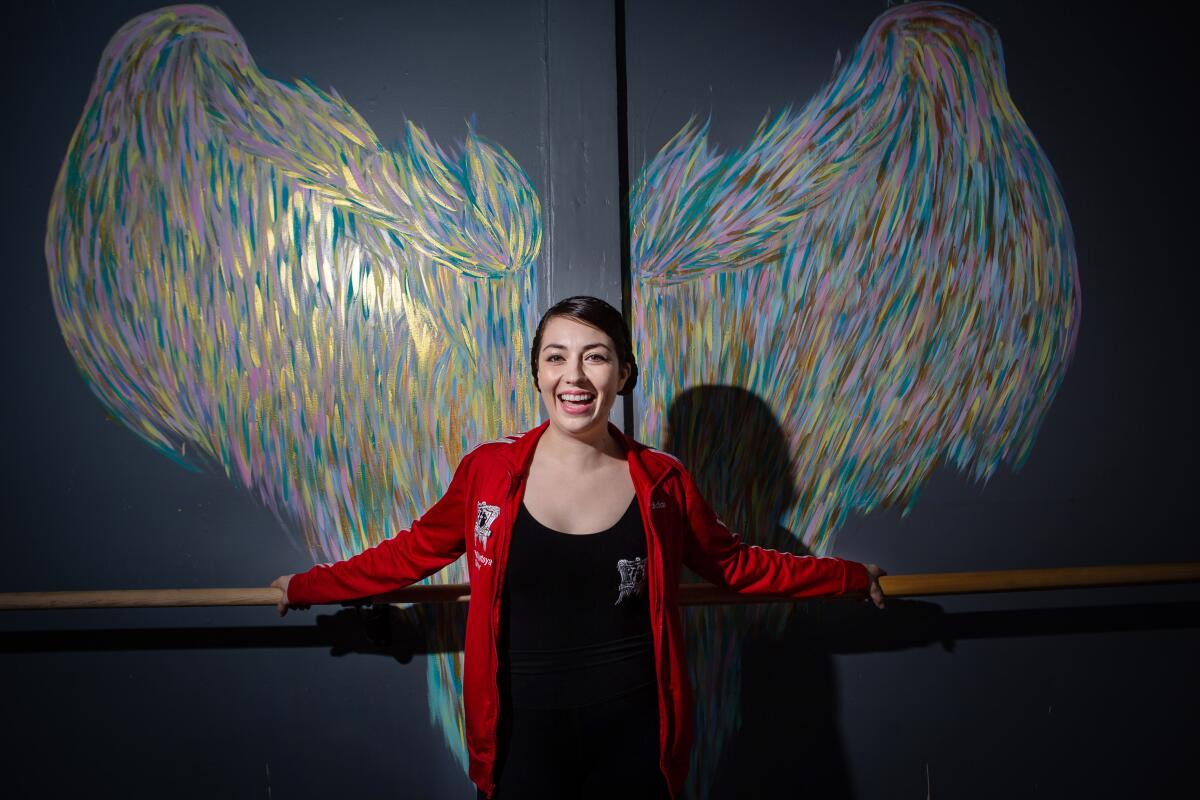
[615,557,647,605]
[475,501,500,551]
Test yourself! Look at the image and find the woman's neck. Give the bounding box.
[538,421,624,469]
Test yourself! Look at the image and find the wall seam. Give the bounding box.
[540,0,554,309]
[614,0,634,434]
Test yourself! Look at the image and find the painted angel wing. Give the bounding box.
[631,3,1079,795]
[633,2,1078,552]
[45,5,540,768]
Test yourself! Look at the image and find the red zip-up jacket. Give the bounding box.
[287,421,870,797]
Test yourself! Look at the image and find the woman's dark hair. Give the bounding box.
[530,296,639,396]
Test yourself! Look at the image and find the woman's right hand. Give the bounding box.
[270,575,310,617]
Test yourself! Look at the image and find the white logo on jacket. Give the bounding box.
[474,501,500,551]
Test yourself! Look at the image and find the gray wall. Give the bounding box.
[2,1,1196,798]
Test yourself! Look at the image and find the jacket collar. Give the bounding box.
[491,418,676,490]
[496,419,549,478]
[612,422,676,490]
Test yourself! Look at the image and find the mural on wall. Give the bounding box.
[45,1,1077,795]
[44,5,541,762]
[631,3,1078,791]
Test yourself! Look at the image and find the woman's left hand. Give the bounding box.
[864,564,887,608]
[270,574,310,617]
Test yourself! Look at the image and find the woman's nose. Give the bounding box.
[564,357,585,382]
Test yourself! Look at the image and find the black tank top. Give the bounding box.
[500,497,657,708]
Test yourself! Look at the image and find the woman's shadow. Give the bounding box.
[664,385,856,799]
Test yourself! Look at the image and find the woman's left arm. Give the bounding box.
[679,468,886,606]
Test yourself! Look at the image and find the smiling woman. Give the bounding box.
[525,298,640,531]
[273,296,884,799]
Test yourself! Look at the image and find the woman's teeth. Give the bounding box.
[559,392,596,413]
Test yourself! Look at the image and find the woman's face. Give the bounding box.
[536,315,630,441]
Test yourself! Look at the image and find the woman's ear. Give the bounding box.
[618,361,632,392]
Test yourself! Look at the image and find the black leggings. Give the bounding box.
[482,684,672,799]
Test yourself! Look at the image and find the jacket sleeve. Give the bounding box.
[678,467,870,598]
[286,456,471,605]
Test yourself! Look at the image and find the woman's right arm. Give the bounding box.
[272,457,472,613]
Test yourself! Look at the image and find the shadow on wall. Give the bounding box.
[655,385,1200,798]
[4,600,1196,657]
[664,385,854,797]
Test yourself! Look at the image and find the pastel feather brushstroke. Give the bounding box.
[44,5,540,766]
[631,3,1079,794]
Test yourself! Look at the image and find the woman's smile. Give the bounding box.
[558,390,596,414]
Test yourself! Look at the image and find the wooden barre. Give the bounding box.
[1,563,1197,610]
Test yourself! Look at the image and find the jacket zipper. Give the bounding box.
[484,469,520,795]
[633,464,673,792]
[490,469,519,670]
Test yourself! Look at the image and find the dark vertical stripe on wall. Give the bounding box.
[614,0,634,433]
[540,0,555,311]
[541,0,622,313]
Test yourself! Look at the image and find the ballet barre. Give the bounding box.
[1,563,1197,610]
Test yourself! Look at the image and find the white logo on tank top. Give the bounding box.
[615,557,647,605]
